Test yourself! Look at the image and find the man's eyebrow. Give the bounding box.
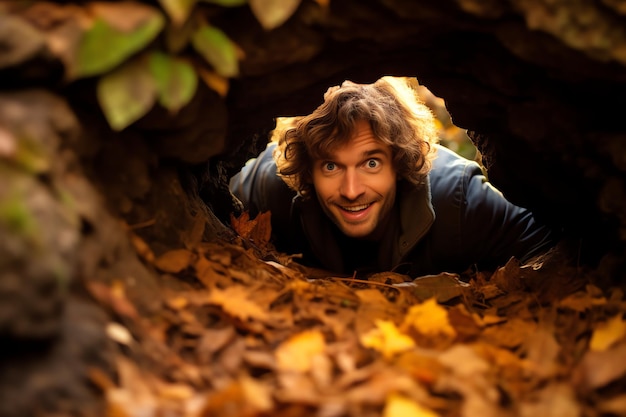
[361,148,388,158]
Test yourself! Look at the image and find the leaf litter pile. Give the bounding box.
[88,212,626,417]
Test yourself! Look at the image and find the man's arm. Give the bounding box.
[461,166,559,268]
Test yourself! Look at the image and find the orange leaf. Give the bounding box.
[230,210,272,249]
[153,248,194,273]
[275,329,326,372]
[230,211,256,239]
[590,315,626,351]
[207,286,269,322]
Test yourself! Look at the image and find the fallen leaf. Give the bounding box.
[573,343,626,390]
[360,320,415,360]
[275,329,326,372]
[154,248,195,273]
[207,286,269,322]
[383,393,439,417]
[401,298,456,339]
[240,374,273,412]
[558,290,607,312]
[230,210,272,250]
[590,314,626,351]
[397,272,469,303]
[482,318,537,349]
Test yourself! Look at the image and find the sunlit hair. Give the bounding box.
[273,76,439,197]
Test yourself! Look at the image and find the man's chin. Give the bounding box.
[338,224,375,240]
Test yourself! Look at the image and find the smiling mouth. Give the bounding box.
[339,203,371,212]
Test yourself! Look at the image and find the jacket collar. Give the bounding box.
[295,177,435,272]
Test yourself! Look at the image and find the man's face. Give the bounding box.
[311,120,397,240]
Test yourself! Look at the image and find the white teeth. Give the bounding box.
[342,204,369,212]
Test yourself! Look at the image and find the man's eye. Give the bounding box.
[324,162,336,171]
[366,159,380,168]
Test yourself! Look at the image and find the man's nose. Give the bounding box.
[340,170,365,200]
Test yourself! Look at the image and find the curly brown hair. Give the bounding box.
[274,76,439,197]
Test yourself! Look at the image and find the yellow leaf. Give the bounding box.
[153,248,194,273]
[240,374,273,412]
[401,298,456,338]
[590,315,626,351]
[360,320,415,360]
[207,286,269,322]
[383,393,439,417]
[275,329,326,372]
[249,0,302,30]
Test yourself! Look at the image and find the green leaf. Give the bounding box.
[96,56,157,131]
[158,0,197,25]
[149,52,198,112]
[76,12,164,78]
[191,25,239,77]
[249,0,301,30]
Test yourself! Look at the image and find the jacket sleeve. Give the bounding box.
[459,162,558,268]
[428,146,557,271]
[228,143,297,245]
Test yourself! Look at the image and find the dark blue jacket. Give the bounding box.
[230,143,556,276]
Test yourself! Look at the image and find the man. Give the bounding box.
[229,77,557,277]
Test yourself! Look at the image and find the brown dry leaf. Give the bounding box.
[518,383,580,417]
[481,318,538,349]
[197,326,236,356]
[249,210,272,248]
[344,367,425,406]
[207,286,269,323]
[230,210,272,250]
[522,325,561,379]
[437,344,501,417]
[597,394,626,416]
[153,248,194,273]
[194,255,226,288]
[589,314,626,351]
[106,356,159,417]
[360,320,415,360]
[558,290,607,312]
[86,280,139,319]
[202,375,272,417]
[573,342,626,390]
[129,232,155,263]
[447,304,482,342]
[275,372,320,404]
[394,350,445,386]
[230,211,256,239]
[275,329,326,373]
[399,272,470,303]
[355,288,402,335]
